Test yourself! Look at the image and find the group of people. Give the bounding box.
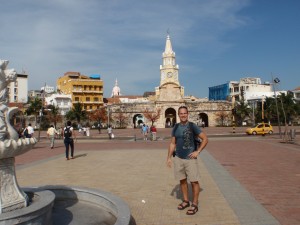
[141,124,157,141]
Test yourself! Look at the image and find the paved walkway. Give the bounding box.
[15,128,299,225]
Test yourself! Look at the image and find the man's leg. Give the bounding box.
[70,139,74,158]
[180,178,189,202]
[191,181,200,205]
[50,136,54,148]
[64,140,69,159]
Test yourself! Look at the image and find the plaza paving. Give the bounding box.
[15,127,300,225]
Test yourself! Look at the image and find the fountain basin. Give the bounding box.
[24,185,131,225]
[0,190,55,225]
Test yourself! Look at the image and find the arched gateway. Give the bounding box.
[165,108,176,127]
[105,34,231,128]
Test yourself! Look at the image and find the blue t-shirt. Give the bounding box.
[172,122,202,159]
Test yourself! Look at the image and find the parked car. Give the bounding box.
[245,123,273,135]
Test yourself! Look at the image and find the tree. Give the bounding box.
[45,105,62,128]
[89,108,107,125]
[143,108,161,126]
[234,98,251,125]
[215,105,230,126]
[25,97,42,125]
[279,92,300,124]
[113,109,128,128]
[65,102,87,124]
[258,93,300,125]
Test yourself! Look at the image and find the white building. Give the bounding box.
[291,87,300,102]
[229,77,273,101]
[41,85,55,93]
[45,93,72,116]
[8,73,28,103]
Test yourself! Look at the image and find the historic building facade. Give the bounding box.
[108,35,231,128]
[57,72,104,111]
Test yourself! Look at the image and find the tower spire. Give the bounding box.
[165,33,173,54]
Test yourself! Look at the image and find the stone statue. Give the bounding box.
[0,60,18,141]
[0,60,37,214]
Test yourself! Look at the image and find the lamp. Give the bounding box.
[272,76,281,138]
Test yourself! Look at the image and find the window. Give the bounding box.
[75,97,79,101]
[86,97,90,102]
[94,97,99,102]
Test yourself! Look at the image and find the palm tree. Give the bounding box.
[25,97,42,126]
[65,102,87,124]
[279,92,300,124]
[234,98,251,125]
[45,105,62,128]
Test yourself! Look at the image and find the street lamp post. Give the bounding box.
[252,101,256,126]
[272,76,282,138]
[231,96,235,133]
[38,83,46,141]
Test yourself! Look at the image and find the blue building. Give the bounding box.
[208,83,229,100]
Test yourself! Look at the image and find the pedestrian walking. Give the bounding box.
[166,106,208,215]
[47,125,58,149]
[63,121,76,160]
[107,125,113,139]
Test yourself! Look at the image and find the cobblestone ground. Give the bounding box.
[15,126,300,225]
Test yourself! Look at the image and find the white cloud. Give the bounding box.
[0,0,251,97]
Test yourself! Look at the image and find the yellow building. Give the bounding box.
[57,72,104,111]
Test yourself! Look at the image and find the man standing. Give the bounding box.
[63,121,76,160]
[150,125,157,141]
[47,125,57,149]
[166,106,208,215]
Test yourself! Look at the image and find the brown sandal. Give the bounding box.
[177,200,190,210]
[186,204,198,215]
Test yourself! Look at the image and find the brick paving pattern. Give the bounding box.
[15,126,299,225]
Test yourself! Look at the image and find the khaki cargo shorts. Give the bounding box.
[173,156,200,182]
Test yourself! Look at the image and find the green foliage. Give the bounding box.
[26,97,42,116]
[65,102,87,123]
[45,105,62,128]
[234,98,251,125]
[256,92,299,125]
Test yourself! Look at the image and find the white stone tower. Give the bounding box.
[156,34,184,101]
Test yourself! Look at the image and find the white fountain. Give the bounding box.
[0,60,38,213]
[0,60,131,225]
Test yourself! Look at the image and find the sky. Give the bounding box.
[1,0,300,98]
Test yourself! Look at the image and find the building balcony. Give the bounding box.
[72,90,103,93]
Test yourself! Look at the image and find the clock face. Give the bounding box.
[167,72,173,78]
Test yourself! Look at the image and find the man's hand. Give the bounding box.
[166,158,172,168]
[188,151,199,159]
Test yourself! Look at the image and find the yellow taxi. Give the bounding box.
[245,123,273,135]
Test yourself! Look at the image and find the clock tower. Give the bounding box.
[156,34,184,101]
